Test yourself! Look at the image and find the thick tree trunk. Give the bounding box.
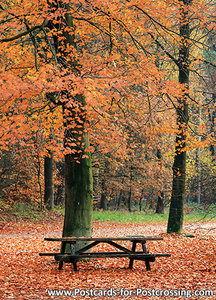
[47,0,93,248]
[62,94,93,250]
[63,139,93,239]
[44,150,54,210]
[167,0,190,233]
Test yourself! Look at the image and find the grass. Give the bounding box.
[93,209,215,224]
[0,198,215,224]
[93,210,169,223]
[0,199,61,222]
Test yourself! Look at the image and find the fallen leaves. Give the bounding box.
[0,217,215,299]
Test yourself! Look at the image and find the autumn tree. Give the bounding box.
[1,0,215,236]
[167,0,191,233]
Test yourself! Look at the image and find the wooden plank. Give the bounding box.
[39,252,72,256]
[76,241,100,254]
[54,253,171,260]
[39,253,60,256]
[105,240,134,254]
[45,236,163,242]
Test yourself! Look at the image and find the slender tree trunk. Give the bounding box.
[196,106,201,204]
[139,189,144,212]
[156,191,165,214]
[100,191,107,210]
[100,162,107,210]
[167,0,190,233]
[117,190,123,209]
[100,178,107,210]
[155,148,165,214]
[128,188,132,212]
[128,166,133,212]
[209,94,216,159]
[44,150,54,210]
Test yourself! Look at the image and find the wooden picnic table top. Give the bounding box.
[45,236,163,242]
[41,235,170,271]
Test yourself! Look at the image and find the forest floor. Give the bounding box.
[0,211,215,299]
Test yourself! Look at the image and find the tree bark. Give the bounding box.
[62,97,93,250]
[44,150,54,210]
[128,166,133,212]
[209,95,216,159]
[100,177,107,210]
[63,138,93,238]
[167,0,190,233]
[156,191,165,214]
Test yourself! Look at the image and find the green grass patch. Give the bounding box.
[93,210,168,223]
[11,202,45,221]
[93,208,216,224]
[0,197,215,224]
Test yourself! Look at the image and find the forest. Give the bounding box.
[0,0,215,232]
[0,0,216,298]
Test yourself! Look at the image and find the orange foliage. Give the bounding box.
[0,0,215,204]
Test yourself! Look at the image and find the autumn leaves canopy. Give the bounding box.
[0,0,215,233]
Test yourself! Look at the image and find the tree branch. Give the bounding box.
[0,19,47,43]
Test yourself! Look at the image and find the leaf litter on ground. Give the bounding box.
[0,215,215,299]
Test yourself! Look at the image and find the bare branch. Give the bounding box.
[0,19,47,43]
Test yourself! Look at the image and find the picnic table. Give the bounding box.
[39,236,171,271]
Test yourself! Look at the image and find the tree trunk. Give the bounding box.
[167,0,190,233]
[117,190,123,209]
[156,191,165,214]
[128,166,133,212]
[63,141,93,238]
[196,105,201,204]
[99,162,108,210]
[44,150,54,210]
[48,0,93,248]
[54,160,64,205]
[155,148,165,214]
[62,94,93,250]
[100,178,107,210]
[128,188,132,212]
[139,194,142,212]
[100,191,107,210]
[209,94,216,160]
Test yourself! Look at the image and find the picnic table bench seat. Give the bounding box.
[39,236,171,271]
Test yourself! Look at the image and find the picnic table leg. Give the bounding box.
[72,261,78,272]
[59,241,66,270]
[70,243,79,272]
[142,241,151,271]
[129,241,137,269]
